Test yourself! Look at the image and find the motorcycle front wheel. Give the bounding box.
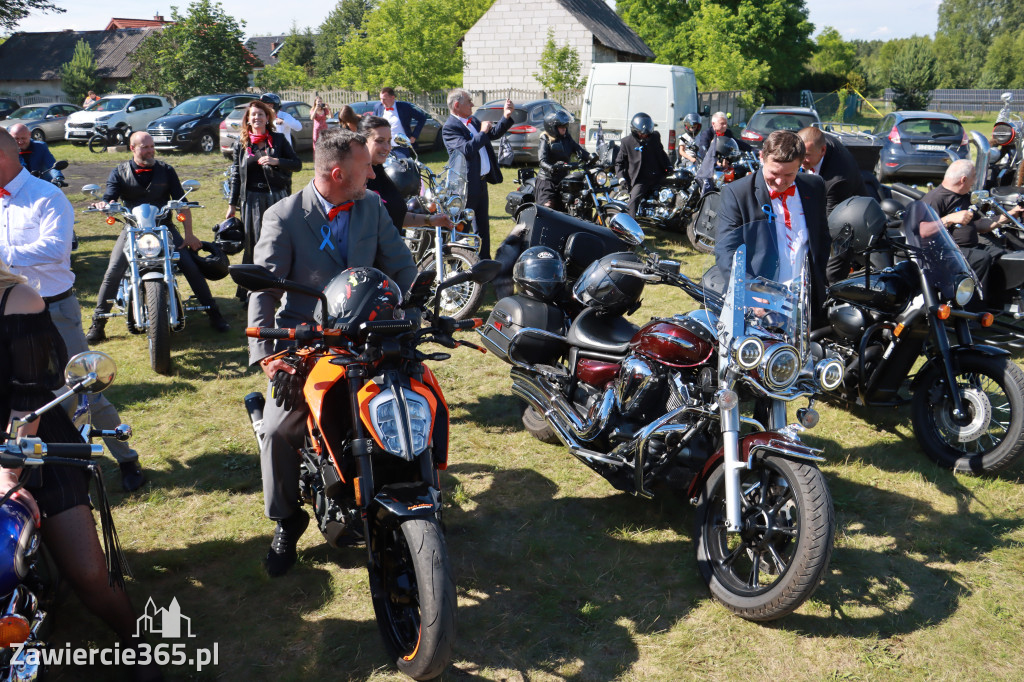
[371,518,455,681]
[144,280,171,375]
[911,353,1024,473]
[426,246,482,320]
[694,454,834,621]
[87,134,109,153]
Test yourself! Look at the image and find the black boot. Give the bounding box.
[208,306,230,333]
[85,319,106,344]
[119,460,146,492]
[264,509,309,577]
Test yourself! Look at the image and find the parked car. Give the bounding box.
[64,94,172,145]
[870,111,969,183]
[219,100,319,156]
[346,100,442,152]
[147,93,255,153]
[740,105,821,150]
[0,103,81,142]
[474,99,579,164]
[0,98,19,121]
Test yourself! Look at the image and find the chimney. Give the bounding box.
[271,42,278,50]
[154,13,164,21]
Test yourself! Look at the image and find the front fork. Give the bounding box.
[719,400,745,533]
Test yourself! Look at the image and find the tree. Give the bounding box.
[889,37,938,111]
[255,62,311,91]
[60,39,102,105]
[314,0,374,79]
[980,31,1024,89]
[277,24,317,76]
[0,0,63,32]
[934,0,1024,88]
[533,29,585,93]
[128,0,253,102]
[809,28,857,79]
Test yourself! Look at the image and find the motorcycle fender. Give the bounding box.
[911,345,1010,390]
[368,484,441,523]
[418,366,450,469]
[139,271,164,282]
[686,431,825,499]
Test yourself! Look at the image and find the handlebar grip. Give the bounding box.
[454,318,483,331]
[44,443,102,458]
[246,327,295,340]
[609,258,645,271]
[360,319,416,335]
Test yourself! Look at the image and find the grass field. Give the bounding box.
[35,141,1024,681]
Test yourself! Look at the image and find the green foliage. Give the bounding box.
[0,0,63,32]
[254,62,311,91]
[128,0,252,102]
[277,24,317,75]
[980,30,1024,89]
[313,0,374,79]
[533,29,585,93]
[935,0,1024,88]
[889,37,938,111]
[60,39,102,105]
[810,27,857,80]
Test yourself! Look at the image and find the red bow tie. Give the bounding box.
[0,188,10,198]
[134,167,153,175]
[327,201,354,221]
[769,185,795,201]
[385,107,394,111]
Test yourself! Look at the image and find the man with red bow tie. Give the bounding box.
[371,86,425,159]
[695,111,752,161]
[85,131,229,341]
[247,127,416,577]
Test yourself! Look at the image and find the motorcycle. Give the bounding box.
[231,258,501,680]
[504,153,626,226]
[81,180,207,375]
[29,159,68,189]
[88,124,130,154]
[681,140,760,254]
[0,351,131,679]
[479,213,842,620]
[815,200,1024,473]
[988,92,1024,189]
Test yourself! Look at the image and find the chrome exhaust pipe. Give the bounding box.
[510,369,614,442]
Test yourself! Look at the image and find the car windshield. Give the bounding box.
[475,107,527,124]
[897,118,963,139]
[751,112,818,133]
[350,102,374,115]
[93,98,130,112]
[165,95,222,117]
[8,107,48,120]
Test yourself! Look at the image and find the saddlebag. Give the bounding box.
[518,204,630,261]
[479,295,567,364]
[505,190,533,217]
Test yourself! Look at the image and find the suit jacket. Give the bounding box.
[247,181,417,364]
[615,131,671,188]
[817,134,868,216]
[441,113,513,206]
[714,169,834,314]
[18,140,56,174]
[695,128,752,158]
[372,101,426,140]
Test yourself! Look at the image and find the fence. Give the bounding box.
[882,89,1024,113]
[699,90,747,124]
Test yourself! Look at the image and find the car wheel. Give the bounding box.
[874,157,889,183]
[31,128,45,142]
[197,131,217,153]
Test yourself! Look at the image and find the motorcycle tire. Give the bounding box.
[425,246,482,321]
[88,134,109,154]
[686,192,719,254]
[694,454,834,621]
[522,404,559,445]
[597,203,623,227]
[911,353,1024,474]
[372,518,455,681]
[144,280,171,375]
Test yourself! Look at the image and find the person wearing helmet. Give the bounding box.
[678,113,702,163]
[358,115,453,232]
[536,110,588,211]
[372,86,427,159]
[249,127,417,577]
[259,93,302,148]
[615,112,672,217]
[695,111,751,161]
[797,127,868,216]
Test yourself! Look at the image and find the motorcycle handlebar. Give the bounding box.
[42,443,103,458]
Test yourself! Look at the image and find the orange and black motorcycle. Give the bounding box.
[231,260,499,681]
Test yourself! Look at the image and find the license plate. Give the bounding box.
[68,131,88,138]
[916,144,947,151]
[596,130,620,142]
[152,135,171,143]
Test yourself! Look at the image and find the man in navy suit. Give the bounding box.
[797,126,868,216]
[372,87,425,159]
[441,89,514,259]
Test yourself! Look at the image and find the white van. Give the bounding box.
[578,63,704,160]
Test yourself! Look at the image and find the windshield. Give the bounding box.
[93,98,130,112]
[901,200,979,300]
[165,95,221,117]
[9,107,47,120]
[750,112,818,133]
[440,151,469,202]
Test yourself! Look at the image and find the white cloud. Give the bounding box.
[872,26,892,36]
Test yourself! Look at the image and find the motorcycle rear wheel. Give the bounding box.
[426,246,482,320]
[144,281,171,375]
[694,454,834,621]
[372,518,455,681]
[522,404,560,444]
[88,134,109,153]
[911,353,1024,473]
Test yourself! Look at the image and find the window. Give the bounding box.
[292,103,311,118]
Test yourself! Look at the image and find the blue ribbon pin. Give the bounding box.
[319,224,335,251]
[760,203,777,223]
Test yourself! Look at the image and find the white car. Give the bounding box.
[65,94,172,144]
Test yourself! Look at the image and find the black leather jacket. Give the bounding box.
[227,131,301,207]
[538,133,587,181]
[103,160,182,208]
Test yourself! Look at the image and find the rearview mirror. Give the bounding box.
[82,184,100,196]
[65,351,116,393]
[54,160,68,171]
[971,189,991,204]
[607,213,645,247]
[182,179,200,193]
[393,133,411,148]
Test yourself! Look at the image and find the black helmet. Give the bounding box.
[320,267,403,329]
[543,110,572,138]
[683,113,702,137]
[572,252,645,316]
[213,216,244,255]
[259,93,282,111]
[630,113,654,138]
[513,246,566,302]
[194,241,230,280]
[828,196,888,254]
[715,136,741,163]
[384,157,420,198]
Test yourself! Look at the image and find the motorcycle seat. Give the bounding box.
[567,307,638,355]
[991,186,1023,205]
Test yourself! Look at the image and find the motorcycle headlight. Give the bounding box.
[815,358,845,392]
[369,389,432,459]
[462,208,475,225]
[595,171,608,186]
[445,195,465,214]
[954,276,975,306]
[658,188,674,203]
[136,233,162,258]
[733,336,764,370]
[761,344,800,390]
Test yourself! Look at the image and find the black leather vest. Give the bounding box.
[113,161,175,208]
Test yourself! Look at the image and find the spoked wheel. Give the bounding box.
[598,204,623,227]
[429,246,482,320]
[695,455,834,621]
[911,353,1024,473]
[371,518,455,681]
[144,280,171,375]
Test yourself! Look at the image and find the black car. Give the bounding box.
[0,98,19,121]
[740,106,821,150]
[147,93,256,152]
[347,100,442,152]
[474,99,579,164]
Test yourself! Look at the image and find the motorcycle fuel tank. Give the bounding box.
[630,318,715,368]
[827,269,912,315]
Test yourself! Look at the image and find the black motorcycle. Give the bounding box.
[816,200,1024,473]
[680,140,760,254]
[505,156,627,226]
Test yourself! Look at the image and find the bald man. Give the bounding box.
[797,127,867,216]
[8,123,57,176]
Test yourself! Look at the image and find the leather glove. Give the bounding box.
[271,355,306,411]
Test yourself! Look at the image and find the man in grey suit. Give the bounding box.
[247,128,417,576]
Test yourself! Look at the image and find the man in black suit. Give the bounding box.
[715,130,834,318]
[798,127,868,216]
[614,112,672,218]
[372,86,426,159]
[441,88,514,259]
[695,111,752,160]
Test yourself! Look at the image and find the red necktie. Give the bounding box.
[0,188,9,198]
[770,185,796,251]
[327,201,353,221]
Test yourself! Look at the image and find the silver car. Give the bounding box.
[219,100,320,157]
[0,103,81,142]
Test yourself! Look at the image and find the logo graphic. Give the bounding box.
[134,597,195,638]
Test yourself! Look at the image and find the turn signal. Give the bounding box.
[894,323,905,337]
[176,213,186,223]
[717,389,739,411]
[353,476,362,506]
[105,216,116,225]
[936,304,951,320]
[0,614,31,647]
[980,313,994,327]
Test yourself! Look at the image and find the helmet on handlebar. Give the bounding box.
[683,113,702,137]
[715,136,741,163]
[384,157,421,198]
[193,241,230,281]
[828,196,888,255]
[572,252,645,316]
[543,110,573,138]
[259,93,282,111]
[212,216,244,255]
[513,246,566,302]
[629,113,655,139]
[320,267,404,329]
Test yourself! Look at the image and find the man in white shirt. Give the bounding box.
[0,127,145,491]
[371,87,427,159]
[260,93,302,148]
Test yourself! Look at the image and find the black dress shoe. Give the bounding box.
[86,323,106,344]
[119,460,146,492]
[264,509,309,577]
[208,312,230,333]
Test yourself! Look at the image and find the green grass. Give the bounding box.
[44,147,1024,681]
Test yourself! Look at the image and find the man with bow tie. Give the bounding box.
[85,131,229,342]
[247,127,416,577]
[371,87,426,159]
